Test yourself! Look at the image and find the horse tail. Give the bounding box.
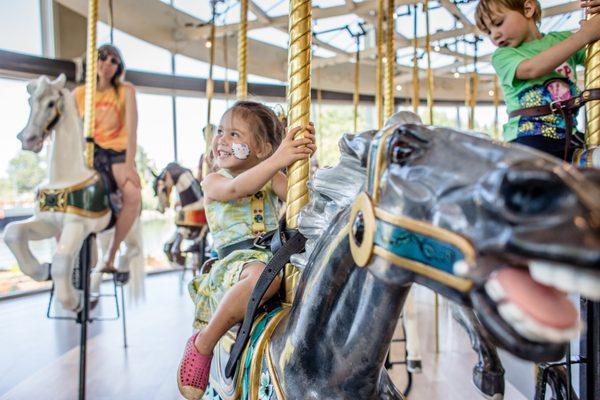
[125,218,146,303]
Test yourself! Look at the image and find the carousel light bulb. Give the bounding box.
[396,85,402,91]
[434,45,441,52]
[205,41,212,48]
[382,57,388,63]
[489,90,495,97]
[454,71,460,79]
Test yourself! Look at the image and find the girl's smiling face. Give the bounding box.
[213,110,265,175]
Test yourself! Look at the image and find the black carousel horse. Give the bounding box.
[202,113,600,399]
[152,162,209,273]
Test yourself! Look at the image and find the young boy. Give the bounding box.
[475,0,600,160]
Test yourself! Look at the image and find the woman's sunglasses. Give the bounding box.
[98,52,120,66]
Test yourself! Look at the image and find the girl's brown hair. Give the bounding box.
[475,0,542,34]
[225,101,285,158]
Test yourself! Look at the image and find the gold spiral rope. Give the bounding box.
[585,25,600,147]
[376,0,384,129]
[493,75,500,140]
[411,4,419,114]
[384,0,394,120]
[237,0,248,100]
[285,0,312,229]
[83,0,98,169]
[353,44,360,133]
[424,0,434,125]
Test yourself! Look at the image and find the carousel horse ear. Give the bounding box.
[52,74,67,89]
[26,80,37,95]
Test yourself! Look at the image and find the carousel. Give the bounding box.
[0,1,598,400]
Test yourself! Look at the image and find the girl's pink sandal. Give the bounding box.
[177,331,213,400]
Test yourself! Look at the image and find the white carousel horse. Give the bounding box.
[4,74,144,311]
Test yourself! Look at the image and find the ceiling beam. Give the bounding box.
[248,1,271,23]
[438,0,475,29]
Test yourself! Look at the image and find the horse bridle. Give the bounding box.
[44,91,64,135]
[353,127,475,292]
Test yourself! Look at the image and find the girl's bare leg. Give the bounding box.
[194,262,281,355]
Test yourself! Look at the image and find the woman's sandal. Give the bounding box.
[177,331,213,400]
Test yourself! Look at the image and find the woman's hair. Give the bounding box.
[225,101,286,158]
[475,0,542,34]
[97,44,126,89]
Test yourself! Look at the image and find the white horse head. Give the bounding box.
[17,74,67,153]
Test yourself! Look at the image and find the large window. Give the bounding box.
[0,0,42,56]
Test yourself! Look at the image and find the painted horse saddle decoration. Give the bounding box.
[37,172,109,218]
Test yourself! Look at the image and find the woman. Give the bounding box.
[73,44,142,272]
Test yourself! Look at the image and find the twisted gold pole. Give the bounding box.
[206,11,216,139]
[585,23,600,147]
[411,4,419,114]
[353,42,360,132]
[285,0,312,229]
[469,72,478,129]
[83,0,98,169]
[424,0,434,125]
[493,75,500,140]
[384,0,394,120]
[237,0,248,100]
[376,0,384,129]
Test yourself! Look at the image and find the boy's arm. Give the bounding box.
[516,15,600,80]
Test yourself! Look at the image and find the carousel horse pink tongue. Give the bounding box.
[487,268,580,342]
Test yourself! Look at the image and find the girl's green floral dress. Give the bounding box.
[189,169,280,329]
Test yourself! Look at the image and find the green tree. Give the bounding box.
[7,152,46,194]
[315,105,367,168]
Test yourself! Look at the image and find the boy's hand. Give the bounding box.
[582,0,600,15]
[579,13,600,44]
[270,124,316,169]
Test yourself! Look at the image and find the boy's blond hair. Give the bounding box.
[475,0,542,34]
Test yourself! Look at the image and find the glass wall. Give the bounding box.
[0,0,42,56]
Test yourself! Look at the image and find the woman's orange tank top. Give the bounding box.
[74,85,128,151]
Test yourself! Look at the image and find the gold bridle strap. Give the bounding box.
[349,192,474,292]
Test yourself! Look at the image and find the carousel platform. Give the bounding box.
[0,271,527,399]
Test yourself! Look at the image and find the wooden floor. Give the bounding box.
[0,272,527,400]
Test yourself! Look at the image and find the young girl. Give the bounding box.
[177,101,316,400]
[475,0,600,160]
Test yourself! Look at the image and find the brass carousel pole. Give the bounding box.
[83,0,98,169]
[202,1,217,178]
[411,4,419,114]
[423,0,439,353]
[582,14,600,396]
[237,0,248,100]
[469,38,479,130]
[384,0,394,120]
[376,0,384,129]
[424,0,434,125]
[285,0,312,229]
[493,75,500,140]
[353,36,360,133]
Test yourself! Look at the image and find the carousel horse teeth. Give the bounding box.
[484,278,506,302]
[530,261,600,301]
[498,301,581,343]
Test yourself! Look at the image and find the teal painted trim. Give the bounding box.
[374,219,464,275]
[241,307,282,400]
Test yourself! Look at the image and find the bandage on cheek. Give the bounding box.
[231,143,250,160]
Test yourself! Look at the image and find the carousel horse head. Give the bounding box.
[349,116,600,361]
[17,74,67,153]
[152,162,203,213]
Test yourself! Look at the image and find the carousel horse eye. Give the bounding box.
[389,139,414,167]
[352,211,365,246]
[48,101,55,108]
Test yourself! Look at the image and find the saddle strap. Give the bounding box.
[508,88,600,119]
[224,229,306,378]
